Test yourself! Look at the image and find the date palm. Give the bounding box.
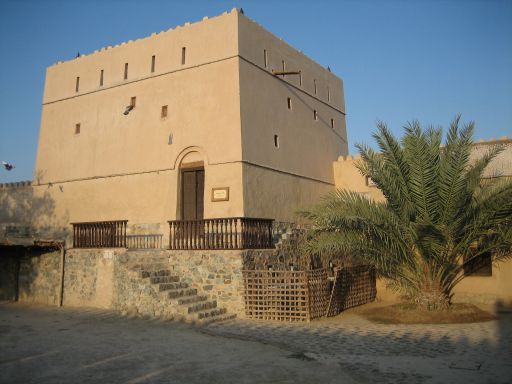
[302,116,512,309]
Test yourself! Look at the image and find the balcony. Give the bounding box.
[168,217,274,250]
[72,218,274,250]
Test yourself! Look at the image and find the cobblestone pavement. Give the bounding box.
[204,307,512,384]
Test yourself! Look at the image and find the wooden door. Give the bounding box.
[181,168,204,220]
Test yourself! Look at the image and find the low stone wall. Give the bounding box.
[18,249,61,305]
[63,249,127,308]
[1,247,276,318]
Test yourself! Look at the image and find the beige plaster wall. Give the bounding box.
[237,14,347,220]
[238,15,348,184]
[333,155,384,201]
[42,11,239,103]
[242,163,334,222]
[33,10,247,229]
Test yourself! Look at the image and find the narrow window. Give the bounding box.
[274,134,279,148]
[151,55,156,73]
[75,123,80,134]
[100,70,104,87]
[331,118,334,129]
[263,49,268,68]
[282,60,285,77]
[130,97,136,108]
[124,63,128,80]
[314,110,318,120]
[181,47,186,65]
[314,79,317,95]
[75,77,80,93]
[287,97,292,110]
[161,105,168,118]
[327,86,331,102]
[299,71,302,86]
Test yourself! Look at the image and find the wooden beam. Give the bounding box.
[272,70,301,76]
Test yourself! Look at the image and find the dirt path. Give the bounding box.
[0,302,356,384]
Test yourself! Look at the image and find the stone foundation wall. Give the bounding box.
[63,249,126,308]
[112,251,174,317]
[1,247,278,318]
[18,249,60,305]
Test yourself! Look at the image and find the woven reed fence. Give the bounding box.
[326,265,377,317]
[242,269,330,322]
[243,265,376,322]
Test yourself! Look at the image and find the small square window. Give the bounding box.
[287,97,292,110]
[75,123,81,134]
[161,105,168,118]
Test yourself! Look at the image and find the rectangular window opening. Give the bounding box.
[161,105,168,119]
[264,49,268,68]
[130,96,136,108]
[282,60,286,78]
[181,47,186,65]
[151,55,156,73]
[274,134,279,148]
[299,71,302,86]
[124,63,129,80]
[331,118,334,129]
[100,70,104,87]
[75,123,81,134]
[287,97,292,110]
[327,86,331,102]
[314,79,317,95]
[314,110,318,120]
[75,77,80,93]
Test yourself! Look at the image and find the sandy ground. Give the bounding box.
[1,302,511,383]
[0,302,355,384]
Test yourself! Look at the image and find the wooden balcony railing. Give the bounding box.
[72,220,128,248]
[126,234,163,249]
[168,217,274,250]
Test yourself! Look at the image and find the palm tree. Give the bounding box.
[301,116,512,310]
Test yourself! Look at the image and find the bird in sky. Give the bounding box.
[2,161,15,171]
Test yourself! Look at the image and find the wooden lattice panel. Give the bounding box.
[326,265,376,317]
[243,269,329,322]
[306,269,330,320]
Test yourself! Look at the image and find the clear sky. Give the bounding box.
[0,0,511,182]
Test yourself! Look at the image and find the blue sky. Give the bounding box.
[0,0,511,182]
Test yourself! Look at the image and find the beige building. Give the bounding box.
[1,9,510,315]
[32,8,346,241]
